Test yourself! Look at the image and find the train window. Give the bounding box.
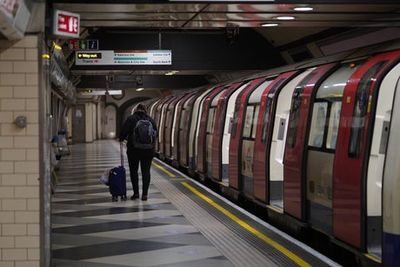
[261,100,273,143]
[326,102,342,149]
[207,108,215,134]
[261,79,284,143]
[308,102,328,148]
[231,100,241,138]
[251,106,260,139]
[348,61,386,158]
[180,109,187,129]
[243,106,254,138]
[286,87,302,148]
[287,71,316,148]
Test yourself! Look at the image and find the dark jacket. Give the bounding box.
[119,111,158,152]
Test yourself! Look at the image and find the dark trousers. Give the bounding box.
[127,148,154,196]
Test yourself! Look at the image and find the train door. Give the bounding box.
[189,88,213,172]
[284,63,337,220]
[306,63,361,235]
[206,89,227,177]
[149,99,160,119]
[159,96,175,159]
[196,86,225,177]
[156,96,172,154]
[253,71,299,203]
[382,71,400,267]
[220,82,251,184]
[153,98,163,152]
[333,51,400,250]
[269,69,314,210]
[241,80,273,197]
[172,93,193,164]
[179,94,197,167]
[165,95,185,160]
[366,61,400,258]
[229,79,267,190]
[209,82,242,181]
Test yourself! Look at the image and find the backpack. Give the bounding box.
[133,119,156,149]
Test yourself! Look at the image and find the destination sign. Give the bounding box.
[75,50,171,65]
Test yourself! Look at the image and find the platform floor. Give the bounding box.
[51,140,340,267]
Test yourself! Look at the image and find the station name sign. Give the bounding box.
[75,50,172,65]
[53,9,80,38]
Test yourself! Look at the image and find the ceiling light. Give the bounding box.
[275,16,295,20]
[261,23,279,27]
[294,6,313,11]
[136,88,144,92]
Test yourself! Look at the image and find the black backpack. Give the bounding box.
[133,119,156,149]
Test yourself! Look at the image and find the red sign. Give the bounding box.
[53,10,80,38]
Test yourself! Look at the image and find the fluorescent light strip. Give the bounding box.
[275,16,295,20]
[294,7,313,11]
[261,23,279,27]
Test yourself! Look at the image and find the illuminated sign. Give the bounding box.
[75,50,171,65]
[53,9,80,38]
[77,53,102,59]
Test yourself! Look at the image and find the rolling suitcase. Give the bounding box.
[109,143,127,201]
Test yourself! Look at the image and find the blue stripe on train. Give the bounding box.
[384,232,400,267]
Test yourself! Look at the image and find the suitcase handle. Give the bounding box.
[120,142,124,167]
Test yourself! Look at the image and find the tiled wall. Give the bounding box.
[0,36,40,267]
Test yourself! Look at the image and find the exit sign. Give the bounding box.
[53,9,80,38]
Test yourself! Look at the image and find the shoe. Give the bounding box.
[121,195,127,201]
[141,195,148,201]
[112,196,118,202]
[130,194,139,200]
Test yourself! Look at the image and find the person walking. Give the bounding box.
[119,103,157,201]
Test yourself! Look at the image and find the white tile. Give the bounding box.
[0,48,25,60]
[0,86,13,98]
[2,248,27,260]
[0,73,25,85]
[2,224,27,236]
[25,49,38,61]
[0,99,25,110]
[15,236,40,248]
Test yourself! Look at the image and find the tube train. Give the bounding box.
[140,43,400,266]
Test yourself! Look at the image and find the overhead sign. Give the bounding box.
[53,9,80,38]
[75,50,172,65]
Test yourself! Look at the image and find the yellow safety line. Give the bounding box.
[182,181,311,267]
[152,162,175,178]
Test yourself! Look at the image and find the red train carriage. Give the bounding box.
[333,51,400,249]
